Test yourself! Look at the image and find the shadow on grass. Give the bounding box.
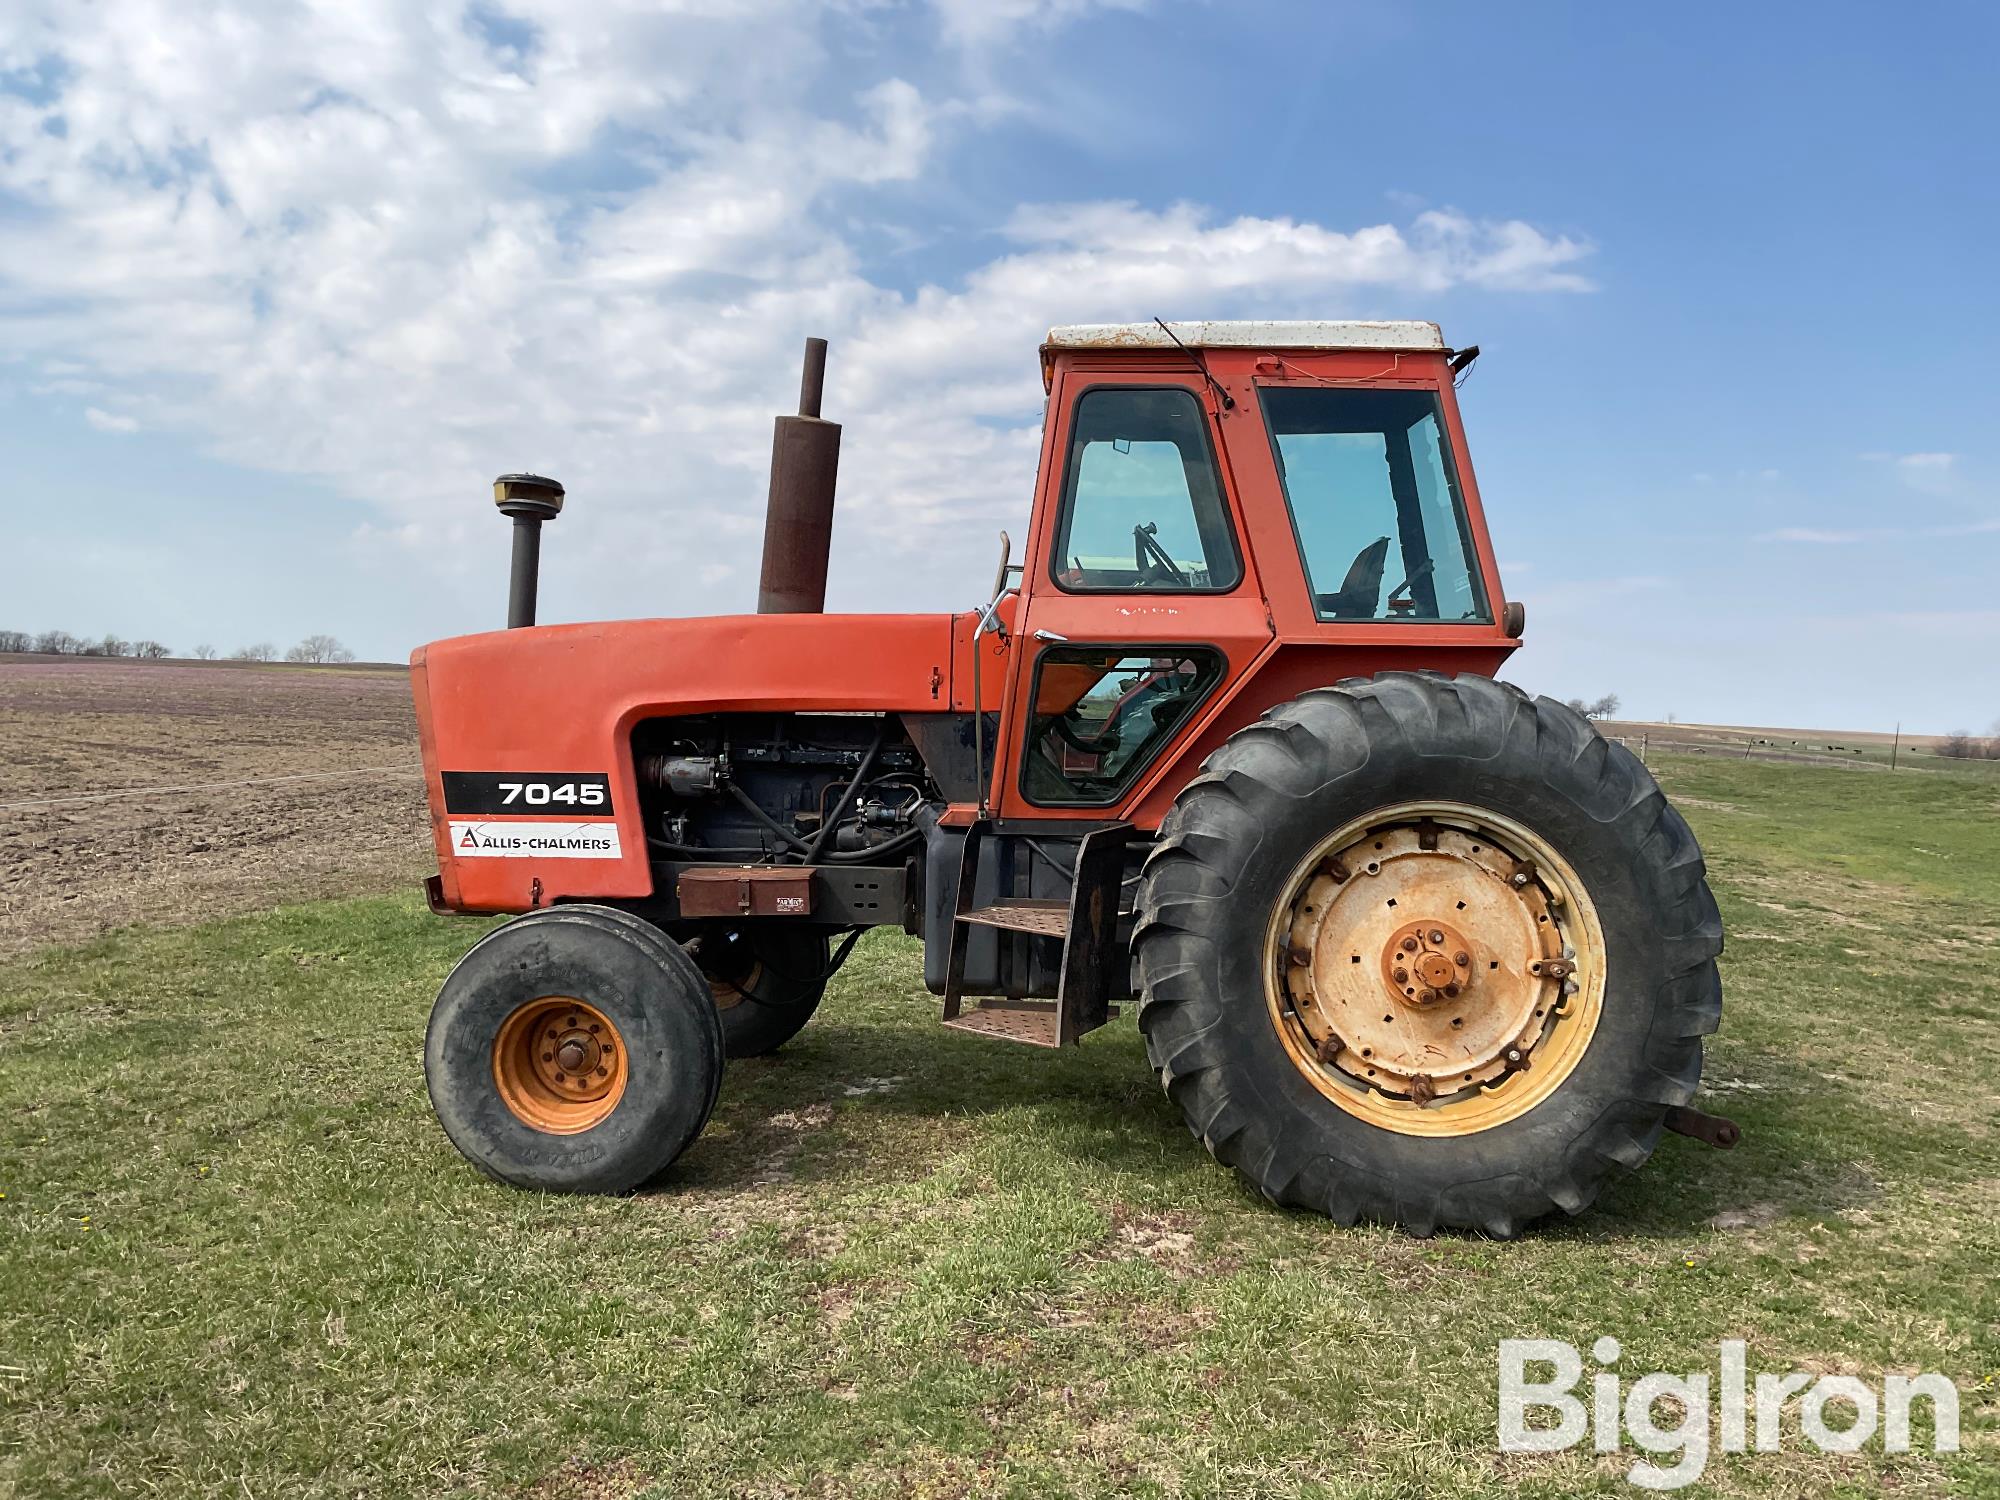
[645,1007,1880,1242]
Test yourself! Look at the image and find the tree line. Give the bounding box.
[1939,725,2000,760]
[0,630,355,664]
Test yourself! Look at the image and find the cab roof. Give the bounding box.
[1042,320,1446,353]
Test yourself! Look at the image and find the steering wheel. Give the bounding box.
[1133,522,1190,587]
[1051,711,1120,755]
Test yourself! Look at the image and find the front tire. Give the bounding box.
[1134,672,1722,1237]
[425,905,724,1193]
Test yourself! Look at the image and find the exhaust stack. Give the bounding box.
[756,337,842,613]
[494,473,564,629]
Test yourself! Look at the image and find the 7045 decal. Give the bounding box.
[440,771,615,817]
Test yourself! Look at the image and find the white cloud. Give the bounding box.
[0,0,1597,616]
[1762,526,1866,544]
[930,0,1150,47]
[1863,449,1958,494]
[83,406,139,433]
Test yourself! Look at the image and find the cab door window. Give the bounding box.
[1051,388,1242,592]
[1021,647,1224,805]
[1262,387,1490,622]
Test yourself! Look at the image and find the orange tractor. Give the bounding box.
[412,322,1728,1237]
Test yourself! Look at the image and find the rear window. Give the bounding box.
[1262,387,1489,623]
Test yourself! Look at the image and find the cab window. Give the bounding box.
[1051,388,1242,592]
[1262,387,1490,622]
[1021,647,1223,805]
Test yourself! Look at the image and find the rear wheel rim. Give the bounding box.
[1263,800,1606,1137]
[492,996,630,1134]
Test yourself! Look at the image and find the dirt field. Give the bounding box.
[0,656,428,956]
[5,659,1987,958]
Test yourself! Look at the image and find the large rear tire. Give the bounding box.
[1134,671,1722,1237]
[425,904,724,1193]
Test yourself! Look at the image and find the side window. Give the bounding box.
[1262,387,1490,623]
[1052,388,1242,592]
[1022,648,1223,805]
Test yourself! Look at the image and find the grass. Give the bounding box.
[1,755,1996,1498]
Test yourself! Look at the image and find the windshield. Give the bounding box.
[1261,386,1489,623]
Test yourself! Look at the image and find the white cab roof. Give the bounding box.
[1043,320,1446,352]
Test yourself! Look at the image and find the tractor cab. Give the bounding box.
[987,321,1517,831]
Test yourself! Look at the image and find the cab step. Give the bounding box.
[941,821,1137,1047]
[959,899,1069,937]
[940,997,1062,1047]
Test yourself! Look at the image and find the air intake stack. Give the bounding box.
[756,337,842,613]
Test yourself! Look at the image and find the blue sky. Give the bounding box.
[2,1,1994,732]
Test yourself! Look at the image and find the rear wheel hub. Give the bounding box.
[1268,802,1606,1135]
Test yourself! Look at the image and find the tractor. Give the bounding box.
[411,322,1728,1238]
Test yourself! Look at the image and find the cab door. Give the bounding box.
[993,368,1275,821]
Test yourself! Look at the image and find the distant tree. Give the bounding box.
[1563,694,1622,722]
[191,643,217,660]
[33,629,78,654]
[134,639,171,659]
[285,633,355,664]
[231,642,276,662]
[0,629,29,653]
[1940,731,1977,759]
[88,634,129,658]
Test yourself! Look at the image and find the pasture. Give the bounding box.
[0,660,1994,1496]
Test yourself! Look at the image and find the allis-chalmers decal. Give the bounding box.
[448,820,623,859]
[442,772,621,859]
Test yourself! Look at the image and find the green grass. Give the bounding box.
[2,756,1996,1497]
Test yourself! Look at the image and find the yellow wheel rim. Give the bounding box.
[492,997,629,1135]
[1263,801,1606,1137]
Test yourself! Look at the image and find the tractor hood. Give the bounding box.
[408,607,1009,912]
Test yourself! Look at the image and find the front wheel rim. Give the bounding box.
[1263,800,1606,1137]
[492,996,630,1134]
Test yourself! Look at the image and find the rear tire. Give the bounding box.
[425,905,724,1193]
[1134,671,1722,1237]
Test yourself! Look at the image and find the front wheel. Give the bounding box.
[1134,672,1722,1237]
[425,905,724,1193]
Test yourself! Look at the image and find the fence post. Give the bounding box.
[1891,722,1900,771]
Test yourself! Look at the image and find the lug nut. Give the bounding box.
[1400,937,1419,953]
[1444,983,1460,998]
[1428,929,1445,944]
[1512,873,1529,887]
[1419,987,1439,1004]
[1454,951,1470,967]
[1392,967,1409,985]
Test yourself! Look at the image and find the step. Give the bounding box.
[958,899,1070,938]
[939,998,1062,1047]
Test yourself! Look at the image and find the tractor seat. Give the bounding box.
[1316,537,1390,619]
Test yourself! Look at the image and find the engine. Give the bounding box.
[633,712,938,866]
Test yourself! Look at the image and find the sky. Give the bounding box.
[2,0,1995,733]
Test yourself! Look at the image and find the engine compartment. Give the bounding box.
[633,711,937,866]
